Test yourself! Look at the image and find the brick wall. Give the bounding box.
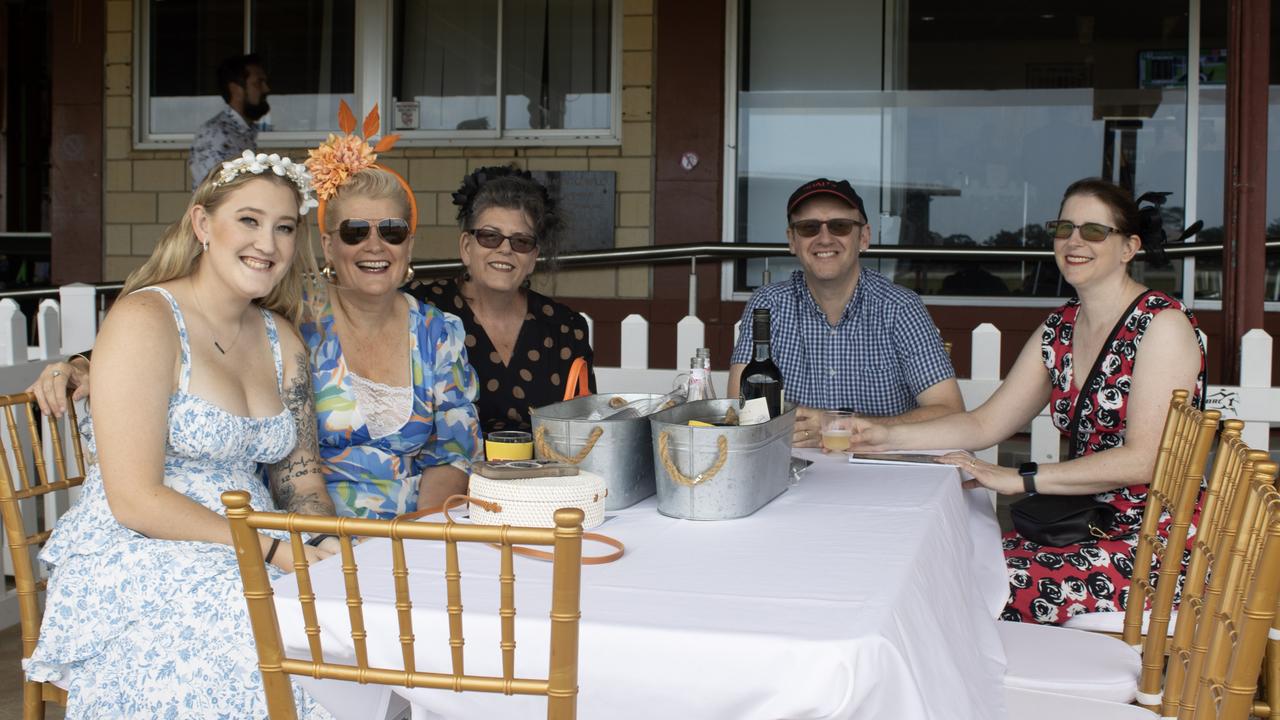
[102,0,655,301]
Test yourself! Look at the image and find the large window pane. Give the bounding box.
[503,0,612,130]
[732,0,1191,298]
[393,0,499,132]
[251,0,356,132]
[392,0,612,134]
[147,0,355,135]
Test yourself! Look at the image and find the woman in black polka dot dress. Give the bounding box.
[407,166,596,435]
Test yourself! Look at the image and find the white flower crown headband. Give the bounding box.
[213,150,319,216]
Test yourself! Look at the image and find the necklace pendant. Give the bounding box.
[214,341,227,355]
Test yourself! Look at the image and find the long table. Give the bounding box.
[272,451,1011,719]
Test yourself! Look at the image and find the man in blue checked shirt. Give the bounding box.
[727,178,965,447]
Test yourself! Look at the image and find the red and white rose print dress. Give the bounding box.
[1002,290,1206,625]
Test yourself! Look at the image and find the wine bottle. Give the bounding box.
[738,308,783,423]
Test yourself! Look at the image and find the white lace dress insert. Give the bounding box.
[348,370,414,439]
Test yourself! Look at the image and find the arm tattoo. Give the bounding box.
[268,350,334,516]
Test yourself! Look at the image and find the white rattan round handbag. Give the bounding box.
[467,470,608,530]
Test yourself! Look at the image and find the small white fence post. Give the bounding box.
[1236,329,1273,451]
[579,312,594,350]
[966,324,1002,465]
[0,300,28,367]
[675,316,705,371]
[59,283,97,354]
[35,299,62,361]
[619,314,649,369]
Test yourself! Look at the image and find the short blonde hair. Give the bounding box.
[122,170,317,324]
[324,168,413,232]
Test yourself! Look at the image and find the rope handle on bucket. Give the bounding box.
[534,425,604,465]
[657,431,730,487]
[397,495,625,565]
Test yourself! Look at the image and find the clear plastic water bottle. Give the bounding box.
[697,348,715,399]
[686,357,710,402]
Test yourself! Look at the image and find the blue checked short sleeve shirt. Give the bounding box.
[730,268,955,416]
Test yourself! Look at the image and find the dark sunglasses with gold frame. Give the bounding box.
[336,218,411,246]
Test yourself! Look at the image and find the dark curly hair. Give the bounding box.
[1059,178,1171,266]
[452,165,565,267]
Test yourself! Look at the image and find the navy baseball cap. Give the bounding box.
[787,178,866,220]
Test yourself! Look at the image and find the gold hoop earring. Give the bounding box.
[404,266,415,285]
[320,263,336,283]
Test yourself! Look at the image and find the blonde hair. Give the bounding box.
[122,170,317,324]
[323,168,414,231]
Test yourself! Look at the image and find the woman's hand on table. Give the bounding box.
[936,451,1022,494]
[792,406,822,447]
[28,358,91,417]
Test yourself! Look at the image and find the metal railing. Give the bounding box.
[0,237,1275,301]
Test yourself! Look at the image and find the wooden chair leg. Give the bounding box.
[24,680,46,720]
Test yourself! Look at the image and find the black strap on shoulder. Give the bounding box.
[1065,291,1152,459]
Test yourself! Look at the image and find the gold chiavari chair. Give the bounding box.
[1172,460,1280,719]
[221,491,585,720]
[1154,422,1258,713]
[0,391,86,720]
[1005,460,1280,720]
[1059,389,1218,635]
[999,390,1219,704]
[1125,394,1224,708]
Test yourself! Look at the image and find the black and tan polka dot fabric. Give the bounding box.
[408,277,597,435]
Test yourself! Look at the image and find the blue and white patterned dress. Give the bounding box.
[25,286,334,719]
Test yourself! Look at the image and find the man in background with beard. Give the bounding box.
[189,54,271,189]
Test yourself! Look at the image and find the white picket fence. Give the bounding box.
[0,288,1277,630]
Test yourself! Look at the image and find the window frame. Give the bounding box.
[133,0,623,149]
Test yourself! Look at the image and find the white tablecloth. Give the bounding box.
[273,451,1010,720]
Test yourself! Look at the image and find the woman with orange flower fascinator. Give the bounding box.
[301,101,479,519]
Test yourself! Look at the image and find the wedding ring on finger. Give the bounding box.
[51,370,62,378]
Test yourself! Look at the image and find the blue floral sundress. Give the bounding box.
[25,286,334,719]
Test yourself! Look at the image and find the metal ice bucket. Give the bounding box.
[530,393,663,510]
[648,399,796,520]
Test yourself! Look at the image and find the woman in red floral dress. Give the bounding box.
[850,178,1206,624]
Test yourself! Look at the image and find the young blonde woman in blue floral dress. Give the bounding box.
[26,154,337,717]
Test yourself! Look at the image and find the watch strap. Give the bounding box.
[1019,461,1039,494]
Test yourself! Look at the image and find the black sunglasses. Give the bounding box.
[1044,220,1121,243]
[789,218,865,238]
[468,227,538,254]
[337,218,411,246]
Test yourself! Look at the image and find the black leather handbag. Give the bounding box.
[1010,493,1117,547]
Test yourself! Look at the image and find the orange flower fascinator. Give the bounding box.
[306,100,418,233]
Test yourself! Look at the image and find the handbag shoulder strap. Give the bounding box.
[1065,291,1151,459]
